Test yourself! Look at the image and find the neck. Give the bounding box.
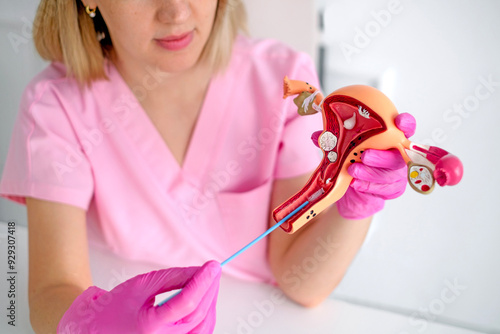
[109,51,213,110]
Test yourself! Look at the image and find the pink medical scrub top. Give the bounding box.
[0,36,322,283]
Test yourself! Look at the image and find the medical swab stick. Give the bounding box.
[221,201,309,266]
[157,201,310,306]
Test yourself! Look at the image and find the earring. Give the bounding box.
[97,31,106,42]
[85,6,97,18]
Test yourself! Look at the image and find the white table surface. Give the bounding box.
[0,221,487,334]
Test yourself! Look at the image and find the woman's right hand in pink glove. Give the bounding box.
[57,260,221,334]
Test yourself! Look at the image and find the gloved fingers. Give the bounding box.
[360,149,407,169]
[154,260,221,324]
[187,307,217,334]
[174,268,220,326]
[183,280,220,334]
[395,112,416,138]
[360,149,406,169]
[348,161,407,184]
[116,265,200,300]
[350,179,407,200]
[311,130,322,148]
[57,286,107,333]
[112,266,202,333]
[336,187,385,219]
[149,267,220,333]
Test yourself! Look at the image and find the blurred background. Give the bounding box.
[1,0,499,333]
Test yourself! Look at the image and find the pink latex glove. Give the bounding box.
[57,260,221,334]
[335,113,416,219]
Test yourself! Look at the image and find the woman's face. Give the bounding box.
[88,0,219,73]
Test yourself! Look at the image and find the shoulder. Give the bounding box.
[218,35,320,122]
[231,35,316,75]
[223,35,320,104]
[22,62,78,102]
[19,62,85,116]
[233,35,301,58]
[20,61,114,121]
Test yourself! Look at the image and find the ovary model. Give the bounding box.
[273,77,464,233]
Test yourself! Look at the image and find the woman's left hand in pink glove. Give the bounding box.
[335,113,417,219]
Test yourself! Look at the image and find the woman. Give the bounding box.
[0,0,413,332]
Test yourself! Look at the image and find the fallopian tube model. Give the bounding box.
[273,77,464,233]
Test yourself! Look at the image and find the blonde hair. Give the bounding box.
[33,0,247,85]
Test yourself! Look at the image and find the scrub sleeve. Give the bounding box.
[0,70,94,210]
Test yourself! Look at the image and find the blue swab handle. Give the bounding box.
[221,201,309,266]
[157,201,309,307]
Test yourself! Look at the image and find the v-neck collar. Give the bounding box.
[105,59,237,189]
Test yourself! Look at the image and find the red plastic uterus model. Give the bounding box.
[273,77,464,233]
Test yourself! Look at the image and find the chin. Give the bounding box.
[155,52,202,73]
[159,62,196,74]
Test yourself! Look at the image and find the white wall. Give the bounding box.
[242,0,317,61]
[316,0,500,333]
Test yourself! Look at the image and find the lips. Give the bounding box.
[156,31,193,51]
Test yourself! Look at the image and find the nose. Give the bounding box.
[156,0,191,24]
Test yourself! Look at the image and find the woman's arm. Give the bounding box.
[26,197,93,333]
[268,174,372,308]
